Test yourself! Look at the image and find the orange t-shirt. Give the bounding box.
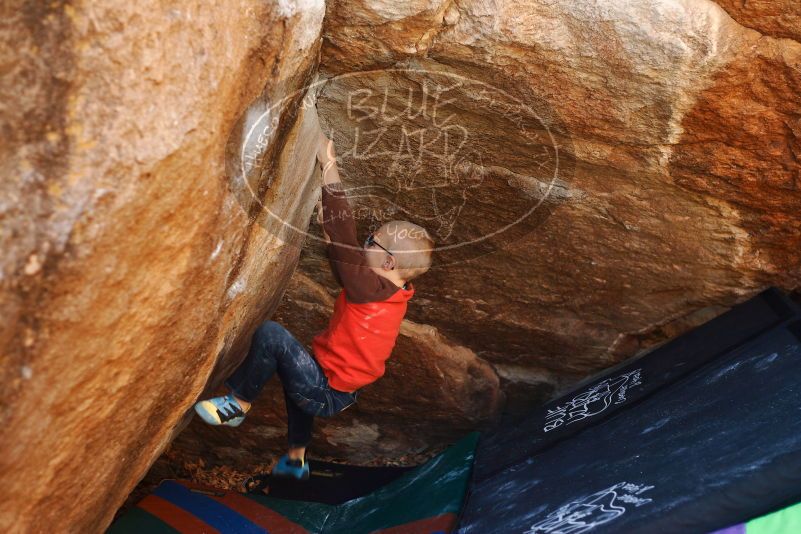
[313,285,414,392]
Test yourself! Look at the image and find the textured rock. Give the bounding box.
[4,0,801,529]
[141,0,800,494]
[312,0,801,379]
[0,1,323,532]
[669,37,801,286]
[713,0,801,42]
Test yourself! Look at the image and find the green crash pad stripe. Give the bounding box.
[747,500,801,534]
[245,432,479,533]
[107,505,183,534]
[374,512,456,533]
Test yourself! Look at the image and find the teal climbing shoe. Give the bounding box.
[272,454,310,480]
[194,393,246,427]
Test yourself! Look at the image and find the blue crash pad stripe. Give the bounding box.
[153,481,267,534]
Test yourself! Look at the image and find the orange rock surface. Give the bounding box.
[2,0,799,531]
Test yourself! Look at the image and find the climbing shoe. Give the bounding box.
[272,454,310,480]
[194,393,247,427]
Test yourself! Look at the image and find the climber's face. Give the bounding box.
[364,228,396,271]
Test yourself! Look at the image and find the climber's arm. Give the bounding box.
[316,132,399,303]
[321,184,394,302]
[316,132,360,249]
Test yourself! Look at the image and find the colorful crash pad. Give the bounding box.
[710,499,801,534]
[109,432,478,533]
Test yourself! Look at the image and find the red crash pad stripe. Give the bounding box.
[375,512,458,533]
[176,481,308,533]
[209,492,309,533]
[138,494,220,534]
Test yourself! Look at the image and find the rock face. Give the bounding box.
[714,0,801,42]
[153,0,800,490]
[0,1,324,532]
[312,0,800,379]
[3,0,801,531]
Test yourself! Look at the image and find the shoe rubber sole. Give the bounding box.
[193,400,244,427]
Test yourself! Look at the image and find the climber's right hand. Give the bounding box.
[316,200,331,242]
[316,131,335,165]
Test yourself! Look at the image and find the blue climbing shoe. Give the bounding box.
[194,393,247,427]
[272,454,310,480]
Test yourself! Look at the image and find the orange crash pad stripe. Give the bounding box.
[176,481,308,533]
[375,512,458,533]
[138,494,220,534]
[209,492,309,533]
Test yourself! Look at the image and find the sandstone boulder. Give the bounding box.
[3,0,801,530]
[0,1,324,531]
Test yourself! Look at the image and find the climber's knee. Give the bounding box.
[254,320,285,343]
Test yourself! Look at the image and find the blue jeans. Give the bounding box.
[224,320,359,448]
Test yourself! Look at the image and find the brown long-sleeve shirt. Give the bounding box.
[320,183,410,303]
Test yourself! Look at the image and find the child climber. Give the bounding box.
[194,107,435,480]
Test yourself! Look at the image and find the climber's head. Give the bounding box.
[363,220,434,281]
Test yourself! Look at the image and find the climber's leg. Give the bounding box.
[284,386,313,457]
[270,351,324,480]
[194,320,291,426]
[224,320,288,402]
[275,339,360,425]
[270,338,361,480]
[270,388,313,479]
